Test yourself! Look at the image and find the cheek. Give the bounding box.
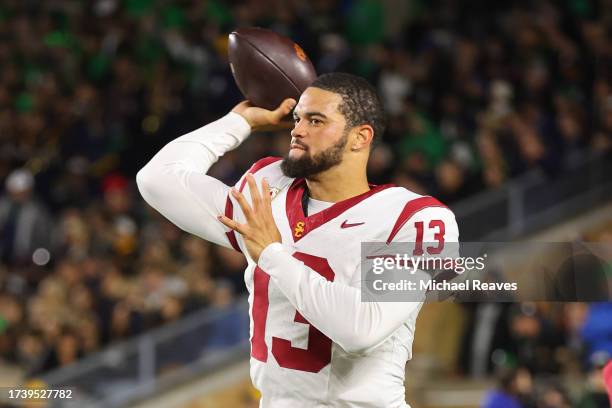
[310,127,344,152]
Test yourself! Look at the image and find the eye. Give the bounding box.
[310,118,322,125]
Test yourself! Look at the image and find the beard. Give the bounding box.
[281,132,348,179]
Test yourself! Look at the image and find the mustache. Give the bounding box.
[290,140,308,150]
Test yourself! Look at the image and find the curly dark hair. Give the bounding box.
[310,73,386,140]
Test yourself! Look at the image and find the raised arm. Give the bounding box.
[136,112,251,248]
[136,99,295,248]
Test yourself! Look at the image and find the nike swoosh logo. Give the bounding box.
[341,220,365,229]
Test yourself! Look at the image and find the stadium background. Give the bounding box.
[0,0,611,407]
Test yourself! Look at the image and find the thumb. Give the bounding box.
[271,98,297,121]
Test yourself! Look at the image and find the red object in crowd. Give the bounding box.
[604,360,612,408]
[102,173,128,193]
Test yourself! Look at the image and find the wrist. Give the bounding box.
[258,242,284,266]
[227,111,252,131]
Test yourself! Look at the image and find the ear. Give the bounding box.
[350,124,374,151]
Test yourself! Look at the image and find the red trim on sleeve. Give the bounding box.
[224,195,241,253]
[238,156,282,192]
[251,267,270,361]
[386,196,448,244]
[226,157,281,252]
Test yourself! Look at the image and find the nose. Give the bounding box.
[291,118,307,139]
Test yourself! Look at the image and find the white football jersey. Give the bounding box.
[136,113,460,408]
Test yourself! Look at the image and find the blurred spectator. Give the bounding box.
[40,328,83,372]
[459,303,513,377]
[481,366,534,408]
[537,383,572,408]
[205,280,246,349]
[0,169,52,266]
[213,245,248,294]
[581,304,612,362]
[15,330,46,376]
[576,352,611,408]
[506,303,563,374]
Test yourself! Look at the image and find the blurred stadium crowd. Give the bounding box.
[0,0,611,406]
[461,300,612,408]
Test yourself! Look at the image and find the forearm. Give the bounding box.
[258,243,424,353]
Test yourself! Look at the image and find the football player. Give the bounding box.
[137,73,459,407]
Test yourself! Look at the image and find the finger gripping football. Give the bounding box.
[228,27,317,110]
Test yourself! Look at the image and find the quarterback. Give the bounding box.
[137,73,459,407]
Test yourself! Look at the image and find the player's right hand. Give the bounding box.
[232,98,296,132]
[217,174,282,263]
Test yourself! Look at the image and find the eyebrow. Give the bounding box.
[293,111,329,120]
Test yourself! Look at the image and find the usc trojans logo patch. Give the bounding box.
[294,221,305,238]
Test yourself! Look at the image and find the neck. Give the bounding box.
[305,156,369,202]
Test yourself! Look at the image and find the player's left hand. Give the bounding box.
[218,174,282,262]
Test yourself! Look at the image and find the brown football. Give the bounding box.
[228,27,317,110]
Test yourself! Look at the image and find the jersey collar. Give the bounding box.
[285,178,394,242]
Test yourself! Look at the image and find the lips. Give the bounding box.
[290,143,307,151]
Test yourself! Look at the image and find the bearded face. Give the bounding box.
[281,130,348,179]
